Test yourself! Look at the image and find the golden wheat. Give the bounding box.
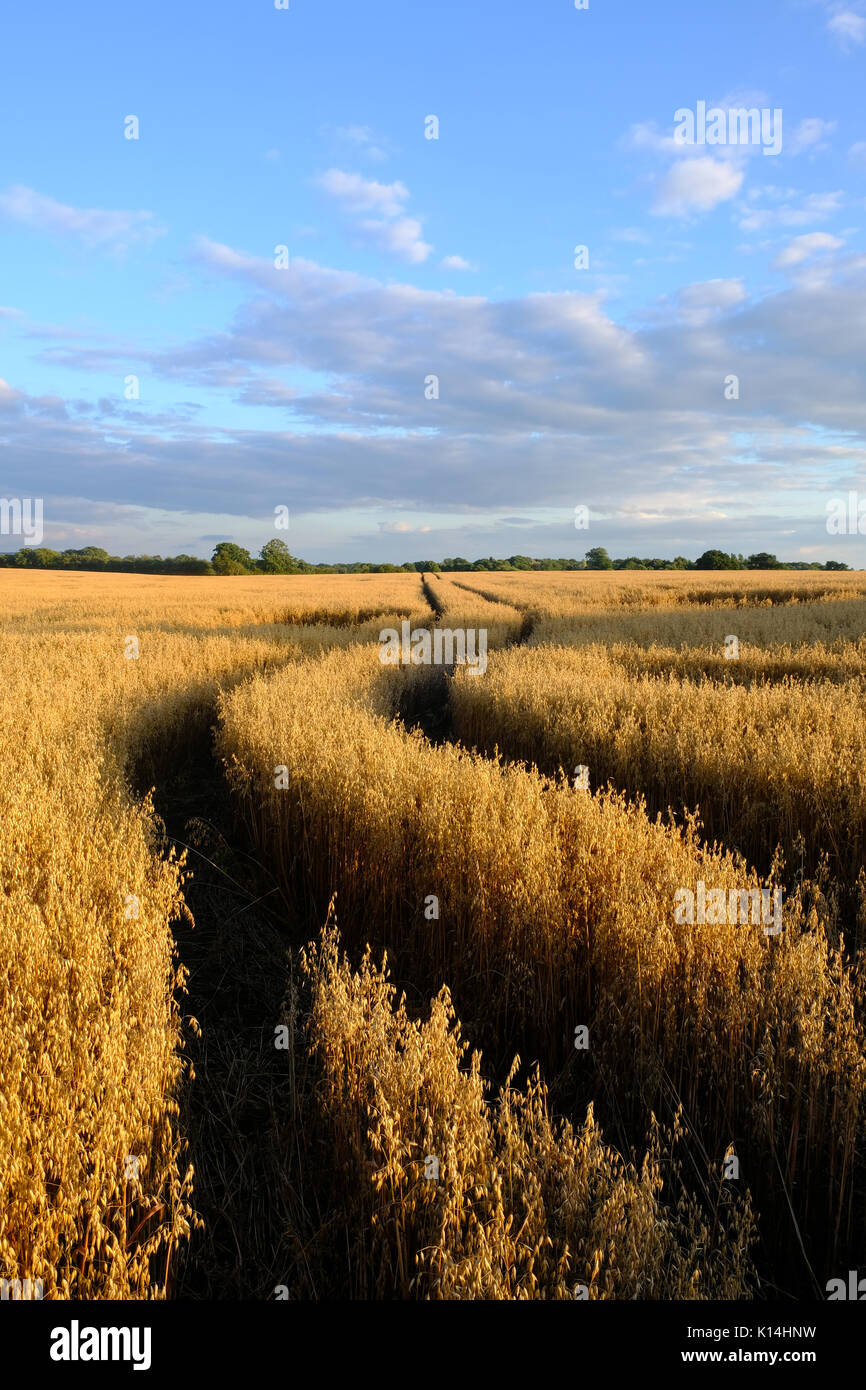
[302,921,758,1299]
[450,643,866,888]
[4,567,865,1299]
[219,642,866,1276]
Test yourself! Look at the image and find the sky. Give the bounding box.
[1,0,866,565]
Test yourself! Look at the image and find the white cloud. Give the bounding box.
[334,125,387,161]
[679,278,746,307]
[610,227,650,244]
[848,141,866,166]
[827,10,866,45]
[17,233,866,570]
[0,185,164,250]
[675,278,747,322]
[790,117,837,153]
[194,235,377,295]
[772,232,845,268]
[316,169,432,262]
[747,185,799,202]
[316,169,410,217]
[652,158,744,216]
[625,121,682,155]
[637,278,747,327]
[626,99,773,163]
[360,216,432,264]
[738,190,843,230]
[440,254,477,271]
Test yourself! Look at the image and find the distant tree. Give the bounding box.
[10,540,853,578]
[694,549,741,570]
[62,546,109,570]
[120,555,163,574]
[212,542,255,575]
[259,538,300,574]
[166,554,214,575]
[13,547,61,568]
[585,546,613,570]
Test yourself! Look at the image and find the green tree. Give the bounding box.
[585,546,613,570]
[166,554,214,575]
[746,552,780,569]
[61,546,109,570]
[694,549,741,570]
[211,542,255,575]
[259,538,300,574]
[13,547,61,568]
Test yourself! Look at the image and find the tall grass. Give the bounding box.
[219,644,866,1281]
[302,921,758,1299]
[0,579,345,1296]
[424,572,525,646]
[4,567,864,1299]
[451,643,866,890]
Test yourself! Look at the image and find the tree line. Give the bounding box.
[0,540,851,575]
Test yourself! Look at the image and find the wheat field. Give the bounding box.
[1,567,864,1300]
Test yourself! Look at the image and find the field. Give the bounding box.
[1,567,864,1300]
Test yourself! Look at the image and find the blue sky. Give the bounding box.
[2,0,866,563]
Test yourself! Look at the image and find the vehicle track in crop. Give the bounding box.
[137,596,856,1303]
